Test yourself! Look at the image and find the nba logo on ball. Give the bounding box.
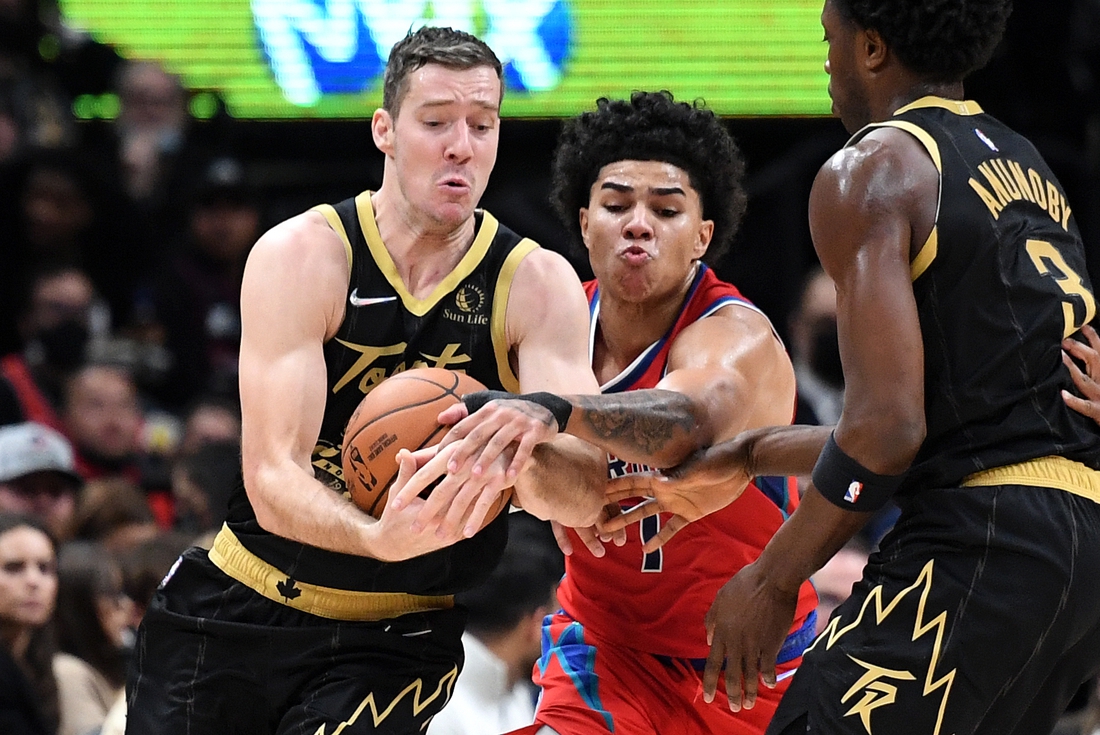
[844,481,863,504]
[252,0,575,106]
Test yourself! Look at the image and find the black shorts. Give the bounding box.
[768,484,1100,735]
[125,548,466,735]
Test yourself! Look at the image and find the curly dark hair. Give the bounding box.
[551,91,747,265]
[832,0,1012,82]
[383,26,502,114]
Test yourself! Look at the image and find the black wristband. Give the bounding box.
[518,391,573,433]
[811,433,904,512]
[460,390,572,432]
[462,390,512,414]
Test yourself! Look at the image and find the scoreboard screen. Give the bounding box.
[59,0,832,119]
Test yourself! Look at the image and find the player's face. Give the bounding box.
[0,525,56,630]
[374,64,501,229]
[822,0,871,133]
[581,160,713,303]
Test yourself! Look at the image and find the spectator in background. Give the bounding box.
[61,363,143,484]
[0,512,59,735]
[428,514,564,735]
[0,0,75,153]
[60,363,177,528]
[789,267,843,426]
[0,422,82,542]
[97,531,196,735]
[84,59,208,258]
[0,148,141,328]
[170,440,238,536]
[53,541,133,735]
[71,478,160,553]
[145,157,259,410]
[176,395,240,457]
[0,267,108,429]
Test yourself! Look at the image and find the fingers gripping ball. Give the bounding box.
[340,368,512,523]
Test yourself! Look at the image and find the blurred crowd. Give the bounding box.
[2,0,1099,733]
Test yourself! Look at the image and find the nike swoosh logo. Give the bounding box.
[349,289,397,307]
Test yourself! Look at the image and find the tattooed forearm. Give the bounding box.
[568,390,704,466]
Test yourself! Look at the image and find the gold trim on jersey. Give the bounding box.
[910,227,938,281]
[893,96,983,117]
[490,238,538,393]
[857,119,943,281]
[864,120,943,173]
[311,204,354,273]
[962,456,1100,505]
[355,192,499,317]
[208,525,454,621]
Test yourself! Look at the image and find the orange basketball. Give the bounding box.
[341,367,512,524]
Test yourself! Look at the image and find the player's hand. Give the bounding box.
[436,394,559,483]
[551,504,627,558]
[1063,324,1100,422]
[392,440,516,540]
[599,440,755,552]
[703,561,798,712]
[367,449,468,561]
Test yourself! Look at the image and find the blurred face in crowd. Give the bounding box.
[21,166,94,250]
[791,270,843,387]
[96,566,136,648]
[0,524,57,631]
[372,63,501,230]
[0,473,78,541]
[117,61,186,135]
[179,404,240,456]
[64,366,142,461]
[191,199,260,266]
[20,270,97,372]
[581,160,713,305]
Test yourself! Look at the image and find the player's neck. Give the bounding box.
[371,188,477,299]
[594,271,695,377]
[879,79,966,120]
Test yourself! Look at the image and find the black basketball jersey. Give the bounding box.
[849,97,1100,494]
[225,191,538,594]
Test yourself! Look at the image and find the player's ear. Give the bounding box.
[862,26,888,73]
[372,108,395,155]
[579,208,592,252]
[694,219,714,260]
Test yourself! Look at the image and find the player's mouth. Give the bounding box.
[439,175,471,194]
[618,244,652,265]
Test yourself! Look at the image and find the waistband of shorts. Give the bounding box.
[961,456,1100,505]
[654,609,817,671]
[207,524,454,622]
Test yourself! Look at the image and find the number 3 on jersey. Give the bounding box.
[1026,239,1097,338]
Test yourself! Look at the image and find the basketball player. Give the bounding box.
[397,91,819,735]
[597,2,1100,733]
[124,27,604,735]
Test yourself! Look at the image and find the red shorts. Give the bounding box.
[533,611,802,735]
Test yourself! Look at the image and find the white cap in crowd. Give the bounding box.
[0,422,84,486]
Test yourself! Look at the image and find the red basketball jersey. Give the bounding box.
[557,263,819,659]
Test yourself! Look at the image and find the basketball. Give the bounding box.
[341,367,512,524]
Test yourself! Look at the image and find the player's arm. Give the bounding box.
[700,129,933,712]
[394,248,607,536]
[239,213,463,561]
[505,249,610,525]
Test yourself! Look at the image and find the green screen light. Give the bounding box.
[59,0,832,119]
